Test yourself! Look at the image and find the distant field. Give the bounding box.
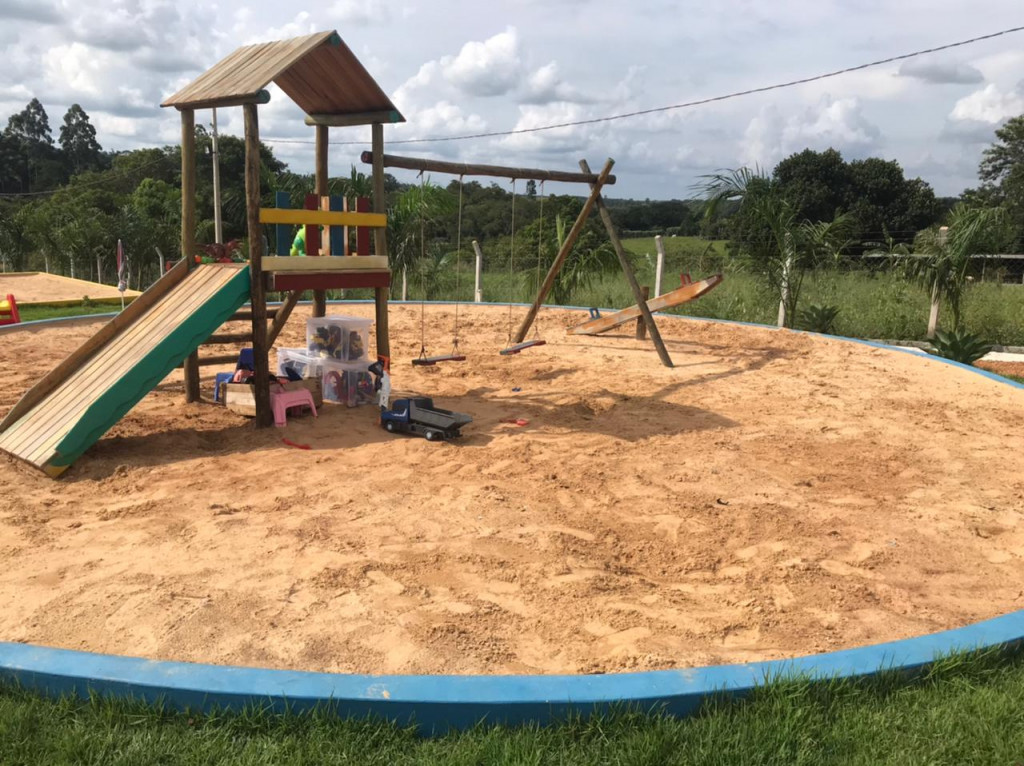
[19,237,1024,347]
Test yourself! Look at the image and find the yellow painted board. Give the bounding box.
[258,208,386,228]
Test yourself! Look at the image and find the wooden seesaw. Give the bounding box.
[569,273,723,336]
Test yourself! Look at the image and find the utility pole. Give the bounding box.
[212,108,224,244]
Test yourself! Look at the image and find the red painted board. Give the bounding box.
[304,193,321,256]
[268,272,391,291]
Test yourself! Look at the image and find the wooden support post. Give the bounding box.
[244,103,273,428]
[313,123,328,318]
[473,240,484,302]
[371,122,390,359]
[636,286,650,340]
[580,159,673,368]
[180,109,202,402]
[513,159,615,344]
[654,235,665,298]
[267,290,301,347]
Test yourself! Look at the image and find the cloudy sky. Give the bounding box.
[1,0,1022,199]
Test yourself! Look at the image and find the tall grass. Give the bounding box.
[24,236,1024,346]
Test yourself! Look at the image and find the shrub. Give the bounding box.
[798,303,840,334]
[929,328,993,365]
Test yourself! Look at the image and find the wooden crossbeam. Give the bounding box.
[258,208,387,228]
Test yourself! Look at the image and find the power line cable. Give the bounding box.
[262,24,1024,148]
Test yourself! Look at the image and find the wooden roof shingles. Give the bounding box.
[161,30,404,124]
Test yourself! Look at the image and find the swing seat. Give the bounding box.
[412,353,467,366]
[499,339,546,356]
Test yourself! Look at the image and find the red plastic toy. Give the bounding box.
[0,294,20,326]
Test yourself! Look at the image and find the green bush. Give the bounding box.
[798,303,841,334]
[930,328,993,365]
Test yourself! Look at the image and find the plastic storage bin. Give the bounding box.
[322,359,376,407]
[276,348,325,380]
[306,316,373,362]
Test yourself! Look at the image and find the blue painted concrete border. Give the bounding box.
[3,302,1024,733]
[2,611,1023,733]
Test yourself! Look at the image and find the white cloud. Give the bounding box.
[522,62,590,104]
[742,97,881,167]
[329,0,392,25]
[499,102,589,152]
[897,58,984,85]
[414,100,487,135]
[442,27,522,97]
[949,83,1024,124]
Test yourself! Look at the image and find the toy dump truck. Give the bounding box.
[380,397,472,441]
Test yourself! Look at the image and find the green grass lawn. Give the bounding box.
[20,243,1024,347]
[1,649,1023,764]
[17,303,123,322]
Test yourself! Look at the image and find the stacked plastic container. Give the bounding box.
[276,348,325,380]
[306,316,375,407]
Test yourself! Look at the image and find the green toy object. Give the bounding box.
[290,227,306,256]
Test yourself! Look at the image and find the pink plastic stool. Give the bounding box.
[271,389,318,427]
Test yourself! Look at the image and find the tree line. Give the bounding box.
[1,97,1021,306]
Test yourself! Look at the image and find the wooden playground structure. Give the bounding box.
[0,28,722,477]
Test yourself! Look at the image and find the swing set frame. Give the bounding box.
[361,153,675,368]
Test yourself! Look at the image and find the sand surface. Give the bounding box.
[0,272,140,304]
[2,304,1024,676]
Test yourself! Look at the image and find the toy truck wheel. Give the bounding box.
[384,421,397,433]
[425,429,442,442]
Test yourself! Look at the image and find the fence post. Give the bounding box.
[401,267,408,301]
[473,240,484,302]
[654,235,665,298]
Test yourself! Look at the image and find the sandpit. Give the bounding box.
[0,272,140,305]
[2,304,1024,676]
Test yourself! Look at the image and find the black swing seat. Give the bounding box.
[412,353,467,366]
[499,339,546,356]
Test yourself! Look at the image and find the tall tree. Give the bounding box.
[773,148,852,223]
[973,115,1024,250]
[4,98,62,192]
[771,148,940,246]
[59,104,103,174]
[702,168,854,327]
[911,205,1013,331]
[6,98,52,146]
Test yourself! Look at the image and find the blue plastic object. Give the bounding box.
[213,372,234,402]
[236,348,254,371]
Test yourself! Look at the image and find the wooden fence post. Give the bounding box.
[473,240,484,302]
[654,235,665,298]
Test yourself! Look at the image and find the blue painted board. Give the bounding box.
[329,196,345,255]
[274,191,291,256]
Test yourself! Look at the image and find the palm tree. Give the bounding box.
[911,204,1011,334]
[699,168,853,327]
[386,180,456,283]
